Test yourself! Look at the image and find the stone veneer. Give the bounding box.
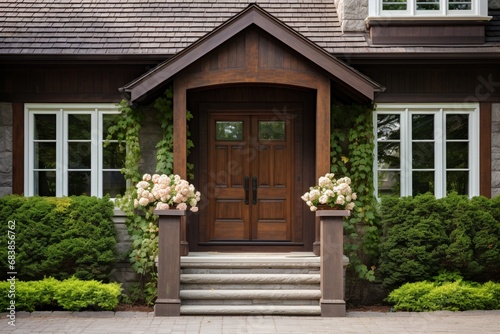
[334,0,367,33]
[492,104,500,197]
[0,103,12,197]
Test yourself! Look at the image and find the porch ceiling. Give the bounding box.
[120,3,383,103]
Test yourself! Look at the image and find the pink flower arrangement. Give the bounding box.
[134,173,201,212]
[301,173,356,211]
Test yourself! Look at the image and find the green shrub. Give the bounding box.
[0,277,121,312]
[0,195,117,281]
[378,193,500,289]
[387,280,500,312]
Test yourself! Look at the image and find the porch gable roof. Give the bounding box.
[121,4,383,103]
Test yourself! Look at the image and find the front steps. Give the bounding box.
[179,252,325,315]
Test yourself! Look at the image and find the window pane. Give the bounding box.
[416,0,440,10]
[378,142,400,169]
[378,171,400,197]
[34,142,56,169]
[259,121,285,141]
[103,171,126,197]
[34,171,56,196]
[446,142,468,168]
[216,121,243,141]
[383,0,407,10]
[68,114,91,140]
[412,171,434,196]
[377,114,400,140]
[68,171,91,196]
[103,142,125,169]
[68,142,91,169]
[446,114,468,140]
[412,114,434,140]
[34,114,56,140]
[449,0,471,10]
[447,171,468,195]
[103,114,119,140]
[412,142,434,168]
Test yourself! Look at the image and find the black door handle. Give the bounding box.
[252,176,257,205]
[244,176,249,205]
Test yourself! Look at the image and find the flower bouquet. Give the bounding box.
[301,173,356,211]
[134,173,201,212]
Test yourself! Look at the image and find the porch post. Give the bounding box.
[316,209,349,317]
[154,209,185,316]
[173,79,189,256]
[314,77,331,256]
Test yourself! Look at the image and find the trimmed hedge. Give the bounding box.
[0,277,122,311]
[0,195,117,282]
[387,280,500,312]
[378,193,500,289]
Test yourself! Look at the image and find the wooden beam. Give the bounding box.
[316,77,331,179]
[173,78,187,179]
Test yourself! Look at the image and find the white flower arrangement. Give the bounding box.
[134,173,201,212]
[301,173,357,212]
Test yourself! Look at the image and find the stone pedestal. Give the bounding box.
[154,209,185,316]
[316,209,350,317]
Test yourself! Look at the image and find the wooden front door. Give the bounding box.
[207,112,294,241]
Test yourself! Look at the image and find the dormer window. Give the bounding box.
[370,0,487,17]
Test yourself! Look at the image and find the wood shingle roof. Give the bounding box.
[0,0,499,57]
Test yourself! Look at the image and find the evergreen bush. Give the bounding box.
[0,195,117,281]
[378,193,500,289]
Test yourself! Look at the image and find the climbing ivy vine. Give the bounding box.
[330,101,381,283]
[108,87,193,305]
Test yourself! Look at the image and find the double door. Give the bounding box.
[207,113,294,241]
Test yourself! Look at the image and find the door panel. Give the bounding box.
[208,112,293,242]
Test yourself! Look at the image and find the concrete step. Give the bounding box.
[180,273,320,284]
[180,289,321,300]
[180,304,321,315]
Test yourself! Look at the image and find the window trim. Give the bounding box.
[25,103,123,198]
[369,0,488,18]
[373,103,480,199]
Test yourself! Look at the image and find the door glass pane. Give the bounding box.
[68,142,91,168]
[377,114,400,140]
[383,0,407,10]
[447,171,468,195]
[103,142,125,169]
[68,114,91,140]
[416,0,439,10]
[34,114,56,140]
[446,142,468,169]
[378,171,400,197]
[68,171,91,196]
[258,121,285,141]
[378,142,400,169]
[412,114,434,140]
[216,121,243,141]
[102,171,126,197]
[34,171,56,196]
[412,171,434,196]
[446,114,468,140]
[412,142,434,168]
[102,114,119,139]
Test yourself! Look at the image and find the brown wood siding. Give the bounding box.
[370,25,485,45]
[0,64,148,103]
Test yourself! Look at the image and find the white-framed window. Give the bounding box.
[25,103,126,198]
[374,103,479,198]
[369,0,487,17]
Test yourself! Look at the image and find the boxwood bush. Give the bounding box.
[0,277,121,311]
[0,195,117,282]
[378,193,500,289]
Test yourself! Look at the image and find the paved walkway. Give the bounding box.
[1,310,500,334]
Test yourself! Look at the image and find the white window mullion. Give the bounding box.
[470,107,480,196]
[401,110,411,196]
[57,109,65,197]
[25,110,33,196]
[435,110,445,198]
[92,110,100,197]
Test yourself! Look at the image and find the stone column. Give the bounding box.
[154,209,185,316]
[316,209,350,317]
